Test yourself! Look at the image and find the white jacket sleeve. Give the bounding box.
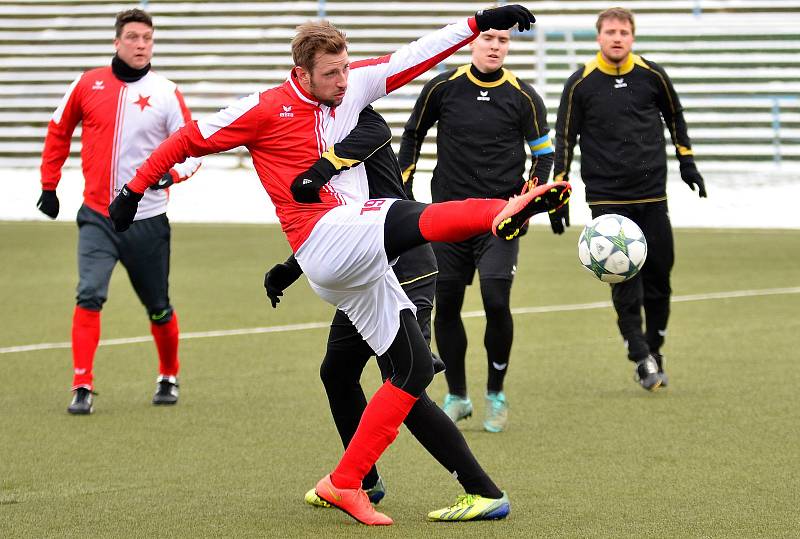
[348,17,479,109]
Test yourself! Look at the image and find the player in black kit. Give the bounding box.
[398,28,556,432]
[264,105,510,521]
[554,7,707,391]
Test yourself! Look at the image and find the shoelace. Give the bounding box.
[449,494,479,509]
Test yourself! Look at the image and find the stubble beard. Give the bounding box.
[310,80,343,108]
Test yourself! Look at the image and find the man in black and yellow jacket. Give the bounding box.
[398,27,555,433]
[554,7,707,391]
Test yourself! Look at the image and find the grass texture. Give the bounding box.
[1,221,799,538]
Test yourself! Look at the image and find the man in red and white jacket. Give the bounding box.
[37,8,201,415]
[110,6,569,525]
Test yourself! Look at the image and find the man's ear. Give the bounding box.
[294,65,309,85]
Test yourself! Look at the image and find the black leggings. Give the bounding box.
[592,202,674,360]
[384,200,427,260]
[321,308,502,498]
[435,278,513,395]
[379,309,434,397]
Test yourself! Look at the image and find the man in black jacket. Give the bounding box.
[398,28,556,432]
[554,7,707,391]
[264,106,511,522]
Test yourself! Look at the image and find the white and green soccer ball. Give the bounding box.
[578,214,647,283]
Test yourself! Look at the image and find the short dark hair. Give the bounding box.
[596,7,635,35]
[115,8,153,38]
[292,21,347,71]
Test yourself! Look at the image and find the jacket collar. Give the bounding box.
[289,69,319,106]
[595,51,635,76]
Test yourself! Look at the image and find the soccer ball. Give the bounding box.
[578,214,647,283]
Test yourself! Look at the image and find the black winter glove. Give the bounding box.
[36,189,59,219]
[150,172,174,190]
[679,161,707,198]
[108,184,144,232]
[263,257,303,308]
[549,199,570,235]
[291,158,337,203]
[475,5,535,32]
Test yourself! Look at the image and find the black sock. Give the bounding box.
[404,392,503,498]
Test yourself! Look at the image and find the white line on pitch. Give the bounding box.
[2,286,798,355]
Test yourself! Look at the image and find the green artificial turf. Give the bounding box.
[1,221,798,538]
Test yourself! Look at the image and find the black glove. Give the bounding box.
[549,199,570,235]
[679,161,707,198]
[150,172,174,190]
[291,158,337,203]
[263,257,303,308]
[108,184,144,232]
[475,4,535,32]
[36,189,59,219]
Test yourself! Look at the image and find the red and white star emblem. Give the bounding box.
[134,94,151,111]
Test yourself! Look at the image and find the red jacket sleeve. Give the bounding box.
[128,92,262,193]
[40,76,84,190]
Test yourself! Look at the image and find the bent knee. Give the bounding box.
[148,305,174,325]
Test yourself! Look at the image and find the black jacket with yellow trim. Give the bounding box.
[398,64,553,202]
[554,52,695,204]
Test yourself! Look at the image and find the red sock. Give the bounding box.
[331,381,418,489]
[418,198,506,243]
[151,312,180,377]
[72,306,100,389]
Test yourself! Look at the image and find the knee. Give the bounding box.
[402,353,434,396]
[434,281,465,319]
[434,296,462,321]
[319,354,339,388]
[320,350,364,390]
[147,305,174,325]
[76,293,105,312]
[482,295,510,319]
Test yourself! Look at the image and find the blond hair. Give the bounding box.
[292,21,347,71]
[596,7,635,35]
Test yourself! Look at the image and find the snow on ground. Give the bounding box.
[3,160,799,229]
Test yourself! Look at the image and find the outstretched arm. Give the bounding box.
[349,5,535,108]
[150,86,203,191]
[110,93,264,231]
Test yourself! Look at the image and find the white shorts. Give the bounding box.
[295,199,416,356]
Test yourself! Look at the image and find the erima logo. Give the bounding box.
[477,90,490,101]
[302,178,312,185]
[492,362,508,371]
[614,78,627,89]
[279,105,294,118]
[91,80,104,90]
